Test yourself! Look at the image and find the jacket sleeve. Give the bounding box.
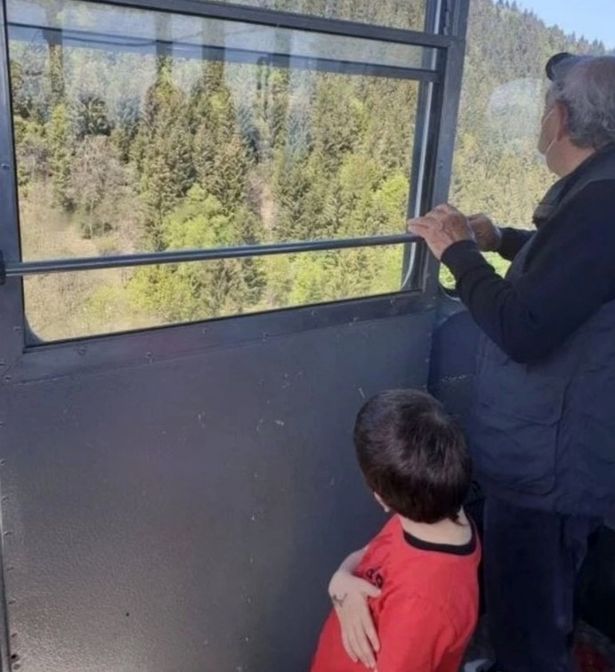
[498,227,534,261]
[441,182,615,363]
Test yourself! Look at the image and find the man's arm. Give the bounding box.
[376,594,455,672]
[441,182,615,363]
[498,227,534,261]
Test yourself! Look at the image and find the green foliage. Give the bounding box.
[130,186,265,321]
[70,135,132,238]
[190,64,254,212]
[71,94,112,138]
[136,61,195,247]
[48,103,73,210]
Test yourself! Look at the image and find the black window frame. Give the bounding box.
[0,0,469,382]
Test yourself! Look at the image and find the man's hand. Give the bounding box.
[329,570,381,669]
[468,213,502,252]
[407,204,474,260]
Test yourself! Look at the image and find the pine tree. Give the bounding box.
[137,58,195,248]
[72,94,112,139]
[48,103,73,210]
[190,62,253,212]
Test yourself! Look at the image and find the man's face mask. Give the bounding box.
[537,104,558,158]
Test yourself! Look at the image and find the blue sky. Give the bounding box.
[516,0,615,49]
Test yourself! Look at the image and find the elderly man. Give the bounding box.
[409,53,615,672]
[328,53,615,672]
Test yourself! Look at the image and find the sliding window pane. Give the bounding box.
[24,244,409,342]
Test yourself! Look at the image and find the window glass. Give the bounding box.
[24,244,409,341]
[7,0,429,341]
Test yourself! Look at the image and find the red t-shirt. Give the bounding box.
[311,516,480,672]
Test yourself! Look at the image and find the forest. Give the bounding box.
[7,0,609,340]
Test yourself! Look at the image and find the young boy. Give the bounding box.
[311,389,480,672]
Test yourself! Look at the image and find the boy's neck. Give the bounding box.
[398,508,472,546]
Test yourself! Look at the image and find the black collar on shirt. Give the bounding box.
[403,525,477,556]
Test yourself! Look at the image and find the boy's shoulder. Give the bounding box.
[360,517,480,592]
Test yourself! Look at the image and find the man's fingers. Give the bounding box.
[407,217,435,233]
[436,203,461,215]
[433,203,454,216]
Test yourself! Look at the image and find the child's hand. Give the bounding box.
[328,570,381,669]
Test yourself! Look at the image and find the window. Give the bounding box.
[443,0,608,288]
[7,0,438,342]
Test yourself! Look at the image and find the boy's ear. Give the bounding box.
[373,492,390,513]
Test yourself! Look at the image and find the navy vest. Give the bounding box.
[470,147,615,516]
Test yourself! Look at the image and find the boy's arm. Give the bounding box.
[376,594,456,672]
[329,547,381,669]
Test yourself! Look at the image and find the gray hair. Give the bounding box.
[547,56,615,149]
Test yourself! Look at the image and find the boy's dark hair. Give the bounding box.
[354,389,471,524]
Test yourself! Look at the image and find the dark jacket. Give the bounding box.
[443,145,615,515]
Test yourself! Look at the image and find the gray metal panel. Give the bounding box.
[0,306,434,672]
[0,0,24,669]
[429,296,480,425]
